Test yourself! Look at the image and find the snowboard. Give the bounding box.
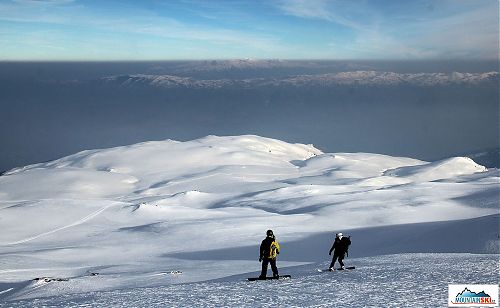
[247,275,291,281]
[317,266,355,272]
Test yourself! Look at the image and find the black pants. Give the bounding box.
[260,258,278,277]
[329,252,345,269]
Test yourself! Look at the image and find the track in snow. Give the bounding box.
[2,202,119,246]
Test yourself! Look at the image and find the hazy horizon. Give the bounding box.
[1,59,498,172]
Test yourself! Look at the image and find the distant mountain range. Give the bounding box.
[100,71,498,89]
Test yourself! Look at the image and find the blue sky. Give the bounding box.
[0,0,498,60]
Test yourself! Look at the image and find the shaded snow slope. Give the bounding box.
[170,214,499,263]
[0,135,498,302]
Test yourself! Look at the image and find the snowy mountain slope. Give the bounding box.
[0,135,498,303]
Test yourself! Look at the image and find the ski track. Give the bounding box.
[0,288,13,296]
[1,203,118,246]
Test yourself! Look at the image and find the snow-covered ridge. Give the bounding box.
[4,135,321,176]
[101,71,498,88]
[282,71,498,86]
[101,74,232,89]
[1,135,494,223]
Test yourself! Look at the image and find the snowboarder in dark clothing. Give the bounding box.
[329,232,351,270]
[259,229,280,278]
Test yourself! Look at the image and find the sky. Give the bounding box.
[0,0,498,60]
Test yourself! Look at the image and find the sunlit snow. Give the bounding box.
[0,135,498,305]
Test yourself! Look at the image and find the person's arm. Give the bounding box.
[329,242,335,255]
[259,240,264,261]
[275,241,280,254]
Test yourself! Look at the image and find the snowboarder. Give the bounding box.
[328,232,351,270]
[259,229,280,278]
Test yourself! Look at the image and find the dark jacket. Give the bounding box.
[260,236,280,260]
[329,236,351,255]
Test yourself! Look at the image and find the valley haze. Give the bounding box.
[0,60,498,173]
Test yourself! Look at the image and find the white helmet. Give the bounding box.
[336,232,343,237]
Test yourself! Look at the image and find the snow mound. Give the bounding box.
[384,157,487,182]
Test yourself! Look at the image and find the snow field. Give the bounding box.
[0,135,498,303]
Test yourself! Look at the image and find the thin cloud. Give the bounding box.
[411,4,499,59]
[12,0,75,5]
[275,0,498,59]
[1,0,497,60]
[0,1,280,54]
[273,0,366,30]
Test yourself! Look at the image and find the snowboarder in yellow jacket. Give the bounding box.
[259,229,280,278]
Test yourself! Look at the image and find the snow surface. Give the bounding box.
[6,254,499,307]
[0,135,498,305]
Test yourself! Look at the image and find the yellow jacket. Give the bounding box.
[260,237,280,259]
